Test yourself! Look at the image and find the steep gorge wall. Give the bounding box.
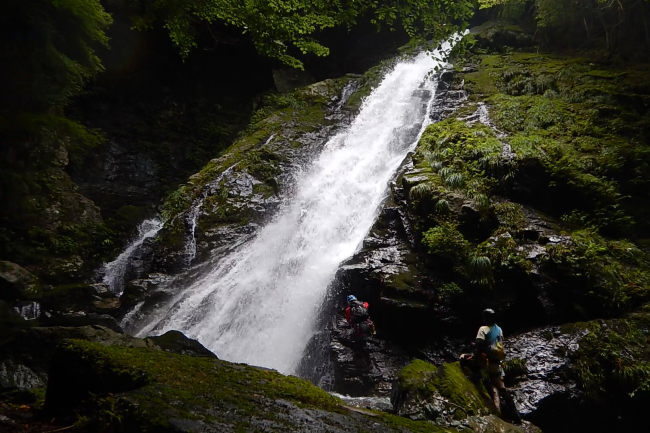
[311,22,649,433]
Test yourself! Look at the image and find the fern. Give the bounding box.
[444,172,465,189]
[435,198,450,213]
[409,182,435,200]
[471,193,490,212]
[438,166,454,179]
[467,254,492,286]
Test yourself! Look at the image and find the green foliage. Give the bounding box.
[502,357,528,380]
[443,172,466,189]
[475,233,532,280]
[478,0,650,57]
[435,198,451,214]
[397,360,493,418]
[418,119,505,199]
[437,282,464,301]
[493,202,527,233]
[132,0,475,68]
[410,181,437,201]
[572,313,650,402]
[466,52,650,234]
[544,230,650,316]
[422,223,471,266]
[0,0,112,110]
[466,254,493,286]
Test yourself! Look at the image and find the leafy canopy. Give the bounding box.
[131,0,476,69]
[0,0,112,110]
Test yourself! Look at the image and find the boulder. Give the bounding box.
[505,311,650,433]
[39,282,119,315]
[146,330,218,358]
[391,360,534,432]
[0,261,41,301]
[42,339,463,432]
[45,339,150,413]
[0,325,215,393]
[392,360,493,423]
[504,326,585,419]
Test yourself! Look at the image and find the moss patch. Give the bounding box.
[50,340,460,432]
[567,308,650,419]
[463,51,650,236]
[397,360,492,419]
[543,230,650,318]
[405,45,650,325]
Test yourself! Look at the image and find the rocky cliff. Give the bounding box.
[301,22,649,433]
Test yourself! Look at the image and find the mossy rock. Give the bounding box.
[569,308,650,408]
[0,261,41,301]
[460,50,650,236]
[0,116,115,284]
[471,21,535,52]
[45,340,461,432]
[393,360,493,422]
[541,230,650,319]
[146,330,217,359]
[151,72,380,268]
[404,44,650,327]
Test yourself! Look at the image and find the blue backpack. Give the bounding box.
[486,325,505,360]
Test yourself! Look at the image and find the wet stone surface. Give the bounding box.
[505,326,588,417]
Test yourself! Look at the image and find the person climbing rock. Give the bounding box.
[473,308,520,422]
[344,294,376,340]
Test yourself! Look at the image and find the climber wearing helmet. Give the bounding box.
[474,307,522,421]
[343,294,376,340]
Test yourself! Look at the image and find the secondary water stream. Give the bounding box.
[99,217,163,294]
[132,37,463,374]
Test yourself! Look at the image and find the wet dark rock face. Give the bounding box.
[72,140,162,214]
[327,316,411,396]
[505,326,585,420]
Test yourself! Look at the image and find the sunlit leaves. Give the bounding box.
[134,0,475,68]
[2,0,112,109]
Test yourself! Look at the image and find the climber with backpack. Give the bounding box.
[344,294,376,340]
[473,308,519,421]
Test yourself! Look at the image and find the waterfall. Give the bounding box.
[100,217,163,293]
[135,36,463,374]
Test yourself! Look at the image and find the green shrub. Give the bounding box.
[572,315,650,401]
[544,230,650,316]
[422,223,470,266]
[493,202,527,233]
[438,282,464,302]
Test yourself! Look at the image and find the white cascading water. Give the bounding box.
[136,37,462,373]
[100,217,163,293]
